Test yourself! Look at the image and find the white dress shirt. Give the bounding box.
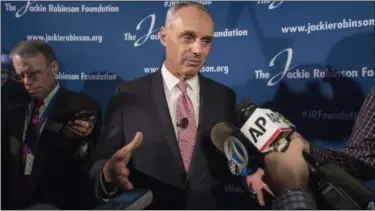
[161,63,200,137]
[23,83,60,140]
[39,83,60,119]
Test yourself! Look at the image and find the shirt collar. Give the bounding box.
[161,62,199,92]
[43,83,60,105]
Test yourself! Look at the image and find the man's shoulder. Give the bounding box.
[200,75,235,96]
[106,73,155,113]
[114,73,153,95]
[60,87,100,109]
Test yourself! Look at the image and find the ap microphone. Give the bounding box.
[177,117,189,128]
[234,99,374,209]
[211,122,275,207]
[211,122,266,176]
[235,99,295,153]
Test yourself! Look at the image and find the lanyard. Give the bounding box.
[31,87,62,148]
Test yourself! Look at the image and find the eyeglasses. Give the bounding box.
[13,68,47,82]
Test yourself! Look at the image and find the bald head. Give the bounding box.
[160,2,214,80]
[165,2,212,28]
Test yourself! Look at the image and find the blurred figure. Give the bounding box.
[309,85,375,181]
[1,51,30,107]
[1,51,30,210]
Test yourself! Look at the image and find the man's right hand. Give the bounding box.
[291,132,311,153]
[102,131,143,190]
[263,135,309,195]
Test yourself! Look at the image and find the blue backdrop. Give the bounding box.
[2,1,374,187]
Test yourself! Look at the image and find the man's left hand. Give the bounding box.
[246,168,274,206]
[65,116,95,137]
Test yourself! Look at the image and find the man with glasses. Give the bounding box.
[3,40,101,209]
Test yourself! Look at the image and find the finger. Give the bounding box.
[121,131,143,153]
[69,125,87,134]
[256,189,265,206]
[73,120,90,128]
[263,183,275,197]
[287,137,305,154]
[255,168,264,176]
[64,125,82,135]
[114,132,143,160]
[117,176,134,191]
[120,167,130,177]
[290,131,303,139]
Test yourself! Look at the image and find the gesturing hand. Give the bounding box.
[102,131,143,190]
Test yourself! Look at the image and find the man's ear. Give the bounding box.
[159,26,167,47]
[51,61,59,75]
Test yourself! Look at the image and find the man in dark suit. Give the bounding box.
[89,2,256,210]
[3,40,101,209]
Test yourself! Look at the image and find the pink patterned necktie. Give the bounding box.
[176,80,197,172]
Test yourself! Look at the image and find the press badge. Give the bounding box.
[24,153,35,175]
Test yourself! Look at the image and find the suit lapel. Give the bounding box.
[151,71,185,173]
[22,101,34,142]
[26,88,65,196]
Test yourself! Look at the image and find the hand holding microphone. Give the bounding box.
[263,134,310,195]
[102,131,143,191]
[212,100,374,209]
[210,100,314,206]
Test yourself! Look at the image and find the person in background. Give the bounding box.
[309,85,375,181]
[1,51,30,210]
[1,51,30,108]
[4,40,101,209]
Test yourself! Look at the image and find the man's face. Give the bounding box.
[160,6,214,79]
[12,53,57,100]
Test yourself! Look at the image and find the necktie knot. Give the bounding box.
[177,80,189,93]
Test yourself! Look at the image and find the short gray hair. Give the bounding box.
[10,40,56,65]
[165,2,211,27]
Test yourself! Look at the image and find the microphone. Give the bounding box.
[235,100,320,175]
[177,117,189,128]
[211,99,374,209]
[211,122,274,207]
[211,122,261,176]
[235,99,295,153]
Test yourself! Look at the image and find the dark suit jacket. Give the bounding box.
[90,70,259,209]
[3,86,101,210]
[1,80,30,209]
